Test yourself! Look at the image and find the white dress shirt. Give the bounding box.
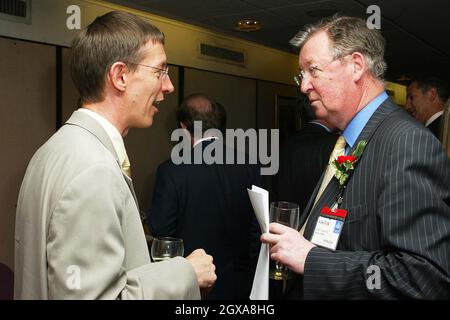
[425,110,444,127]
[78,108,128,166]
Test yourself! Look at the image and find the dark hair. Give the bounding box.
[177,93,226,134]
[70,11,165,105]
[410,76,449,102]
[290,15,387,80]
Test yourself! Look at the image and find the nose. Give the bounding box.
[162,75,174,94]
[405,98,414,112]
[300,75,313,94]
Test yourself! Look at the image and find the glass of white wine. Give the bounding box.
[150,237,184,262]
[269,201,300,280]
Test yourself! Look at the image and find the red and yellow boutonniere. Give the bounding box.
[332,140,367,187]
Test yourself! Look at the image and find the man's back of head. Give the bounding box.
[177,93,226,136]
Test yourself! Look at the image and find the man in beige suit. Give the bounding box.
[14,11,216,299]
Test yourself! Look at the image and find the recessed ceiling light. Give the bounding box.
[234,19,261,32]
[306,9,338,18]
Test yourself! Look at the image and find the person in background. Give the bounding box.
[406,76,449,139]
[261,15,450,299]
[14,11,216,299]
[148,93,261,299]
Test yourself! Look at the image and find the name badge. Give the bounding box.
[310,207,347,251]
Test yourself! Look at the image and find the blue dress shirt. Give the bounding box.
[342,91,389,154]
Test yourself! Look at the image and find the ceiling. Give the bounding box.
[106,0,450,83]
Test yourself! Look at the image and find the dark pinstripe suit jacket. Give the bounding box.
[300,98,450,299]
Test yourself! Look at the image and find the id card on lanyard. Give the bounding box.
[310,206,347,251]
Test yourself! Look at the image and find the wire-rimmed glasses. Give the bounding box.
[293,53,352,86]
[294,66,324,86]
[128,62,169,80]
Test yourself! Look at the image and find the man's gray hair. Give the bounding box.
[290,15,387,80]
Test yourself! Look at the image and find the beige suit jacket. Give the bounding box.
[14,110,200,299]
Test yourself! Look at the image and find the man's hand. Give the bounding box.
[186,249,217,296]
[260,223,316,274]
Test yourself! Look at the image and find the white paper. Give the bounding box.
[247,185,269,300]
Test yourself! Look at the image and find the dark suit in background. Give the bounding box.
[148,94,261,299]
[274,121,338,213]
[426,114,443,138]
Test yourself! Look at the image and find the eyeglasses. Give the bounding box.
[293,55,348,86]
[128,62,169,80]
[294,66,324,86]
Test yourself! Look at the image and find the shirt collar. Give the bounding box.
[308,120,333,132]
[342,91,388,149]
[193,136,219,148]
[78,108,128,165]
[425,110,443,127]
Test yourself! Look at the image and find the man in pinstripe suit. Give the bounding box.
[261,16,450,299]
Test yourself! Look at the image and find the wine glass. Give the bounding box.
[269,201,300,280]
[150,237,184,262]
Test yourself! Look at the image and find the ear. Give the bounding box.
[180,122,187,129]
[427,87,438,102]
[349,52,366,82]
[108,61,128,93]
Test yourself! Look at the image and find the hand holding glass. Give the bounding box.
[269,201,300,280]
[150,237,184,262]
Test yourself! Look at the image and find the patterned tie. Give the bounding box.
[300,135,346,235]
[122,154,132,179]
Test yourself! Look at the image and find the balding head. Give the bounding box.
[177,93,226,135]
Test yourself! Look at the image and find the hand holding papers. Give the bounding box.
[247,185,269,300]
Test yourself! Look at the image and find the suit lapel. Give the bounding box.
[303,177,341,239]
[303,98,399,240]
[65,110,139,206]
[121,173,139,207]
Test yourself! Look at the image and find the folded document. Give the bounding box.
[247,185,269,300]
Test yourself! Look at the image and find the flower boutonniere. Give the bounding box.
[332,140,367,187]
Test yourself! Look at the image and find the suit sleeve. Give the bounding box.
[303,129,450,299]
[47,164,199,299]
[147,163,179,237]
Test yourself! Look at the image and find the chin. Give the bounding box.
[134,117,154,129]
[143,117,154,128]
